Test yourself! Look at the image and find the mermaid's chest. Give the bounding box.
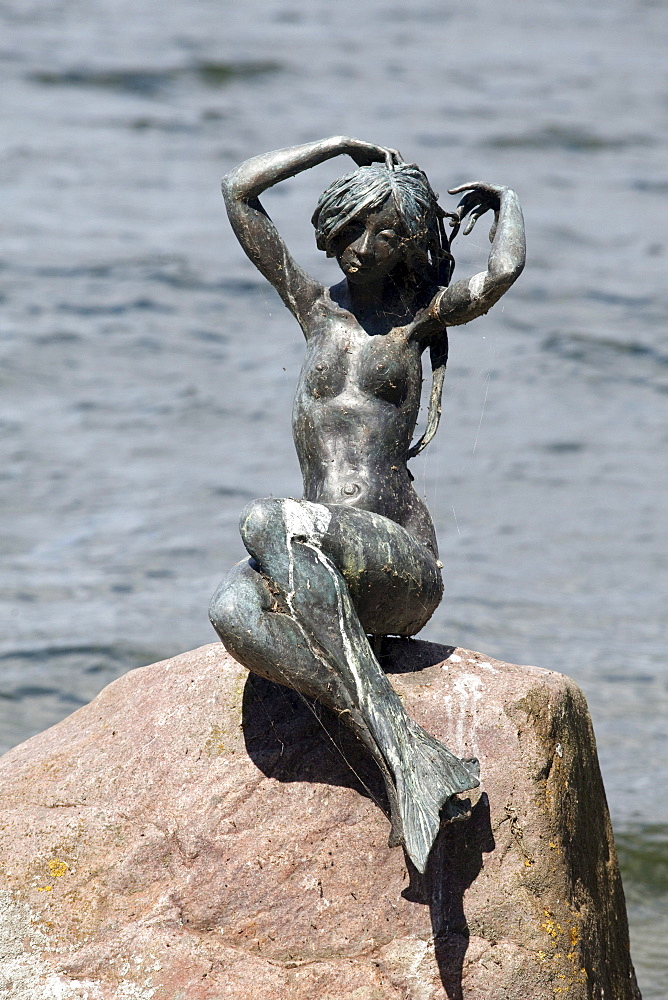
[299,334,417,407]
[359,336,413,406]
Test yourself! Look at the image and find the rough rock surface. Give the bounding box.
[0,640,640,999]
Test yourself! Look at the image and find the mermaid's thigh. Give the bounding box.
[237,497,442,637]
[321,505,443,636]
[209,558,344,700]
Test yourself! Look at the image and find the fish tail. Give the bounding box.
[393,721,480,873]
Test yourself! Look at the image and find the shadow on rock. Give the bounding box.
[402,794,495,999]
[242,670,390,814]
[242,637,494,997]
[376,636,456,675]
[241,637,455,811]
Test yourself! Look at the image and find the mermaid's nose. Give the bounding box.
[352,229,374,260]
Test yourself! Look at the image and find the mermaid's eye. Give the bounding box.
[338,223,364,244]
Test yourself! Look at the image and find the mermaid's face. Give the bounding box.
[331,199,405,285]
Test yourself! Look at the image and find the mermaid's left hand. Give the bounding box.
[448,181,508,241]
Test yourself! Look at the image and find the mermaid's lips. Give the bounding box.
[344,260,375,277]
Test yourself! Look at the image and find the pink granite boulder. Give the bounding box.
[0,640,640,999]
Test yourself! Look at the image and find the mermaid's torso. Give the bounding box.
[292,291,439,555]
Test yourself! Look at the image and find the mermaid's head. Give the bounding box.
[311,162,453,284]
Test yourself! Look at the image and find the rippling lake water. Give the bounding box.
[1,0,667,992]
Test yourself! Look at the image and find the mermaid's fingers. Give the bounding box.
[464,205,493,235]
[448,181,487,195]
[384,147,404,169]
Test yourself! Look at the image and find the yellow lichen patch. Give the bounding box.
[47,859,69,878]
[541,908,563,940]
[536,908,588,993]
[37,886,52,892]
[204,723,228,756]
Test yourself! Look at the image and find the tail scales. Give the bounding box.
[395,723,480,873]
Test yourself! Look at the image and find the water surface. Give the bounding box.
[1,0,666,992]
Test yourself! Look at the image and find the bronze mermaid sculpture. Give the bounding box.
[209,136,525,873]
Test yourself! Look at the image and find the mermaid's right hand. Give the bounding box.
[343,137,403,169]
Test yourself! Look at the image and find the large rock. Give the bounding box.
[0,640,639,999]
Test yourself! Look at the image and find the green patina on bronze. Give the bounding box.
[209,137,526,874]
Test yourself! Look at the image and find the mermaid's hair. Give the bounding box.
[311,162,455,286]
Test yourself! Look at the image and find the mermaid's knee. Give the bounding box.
[209,559,266,646]
[239,498,281,554]
[209,581,236,642]
[240,497,332,556]
[209,557,313,688]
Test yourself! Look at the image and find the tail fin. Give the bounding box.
[394,722,480,873]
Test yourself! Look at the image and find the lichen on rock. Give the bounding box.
[0,641,640,999]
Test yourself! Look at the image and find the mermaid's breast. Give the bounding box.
[359,336,411,407]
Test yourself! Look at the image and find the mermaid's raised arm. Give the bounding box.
[432,182,525,327]
[406,183,524,458]
[222,136,400,328]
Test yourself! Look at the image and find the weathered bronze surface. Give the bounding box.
[210,136,525,872]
